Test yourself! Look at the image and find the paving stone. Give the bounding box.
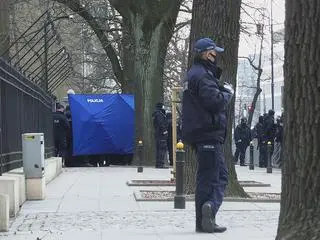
[0,166,281,240]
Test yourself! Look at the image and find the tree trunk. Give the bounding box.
[110,0,181,164]
[247,88,262,128]
[276,0,320,239]
[54,0,181,164]
[184,0,248,197]
[0,0,10,59]
[121,16,135,94]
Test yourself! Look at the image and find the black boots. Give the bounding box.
[155,165,169,169]
[196,224,227,233]
[201,202,216,233]
[196,201,227,233]
[213,224,227,233]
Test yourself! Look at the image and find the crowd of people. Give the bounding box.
[234,109,284,168]
[152,103,284,170]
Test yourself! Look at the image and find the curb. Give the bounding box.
[127,180,271,188]
[133,190,281,203]
[126,181,174,187]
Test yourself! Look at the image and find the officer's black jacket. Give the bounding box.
[182,59,233,144]
[234,124,251,146]
[275,123,283,143]
[254,122,265,142]
[52,111,70,140]
[152,109,167,138]
[264,115,276,142]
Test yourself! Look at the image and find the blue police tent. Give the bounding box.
[68,94,135,156]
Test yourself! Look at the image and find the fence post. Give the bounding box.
[267,141,273,173]
[137,140,143,173]
[249,141,254,170]
[174,141,185,209]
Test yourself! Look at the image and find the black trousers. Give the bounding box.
[195,143,228,228]
[155,138,167,167]
[234,142,248,165]
[259,143,267,167]
[54,138,67,157]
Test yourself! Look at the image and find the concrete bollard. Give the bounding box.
[0,176,19,217]
[267,141,273,173]
[137,140,143,173]
[174,141,185,209]
[0,194,9,232]
[249,141,254,170]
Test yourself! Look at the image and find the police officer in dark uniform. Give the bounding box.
[152,102,168,168]
[65,105,73,167]
[263,109,276,166]
[234,118,251,166]
[254,115,267,167]
[264,110,276,143]
[53,104,70,162]
[182,38,234,233]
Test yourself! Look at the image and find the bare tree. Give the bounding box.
[53,0,182,163]
[163,33,189,106]
[238,29,264,128]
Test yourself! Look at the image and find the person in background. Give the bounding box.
[263,110,276,166]
[253,115,267,167]
[64,105,73,167]
[152,102,168,169]
[53,103,69,165]
[234,117,251,166]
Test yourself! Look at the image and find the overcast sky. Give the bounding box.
[239,0,285,56]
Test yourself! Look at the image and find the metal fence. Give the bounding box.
[0,58,54,174]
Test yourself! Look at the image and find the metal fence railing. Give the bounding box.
[0,58,54,175]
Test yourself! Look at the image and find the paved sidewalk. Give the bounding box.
[0,166,281,240]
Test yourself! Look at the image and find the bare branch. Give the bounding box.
[53,0,124,85]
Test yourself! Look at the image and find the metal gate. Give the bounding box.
[0,58,54,174]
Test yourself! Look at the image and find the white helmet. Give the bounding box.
[67,89,75,95]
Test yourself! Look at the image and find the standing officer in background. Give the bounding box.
[182,38,234,233]
[53,103,70,163]
[259,110,276,167]
[234,117,251,166]
[253,115,267,167]
[264,109,276,155]
[152,102,168,168]
[65,105,73,167]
